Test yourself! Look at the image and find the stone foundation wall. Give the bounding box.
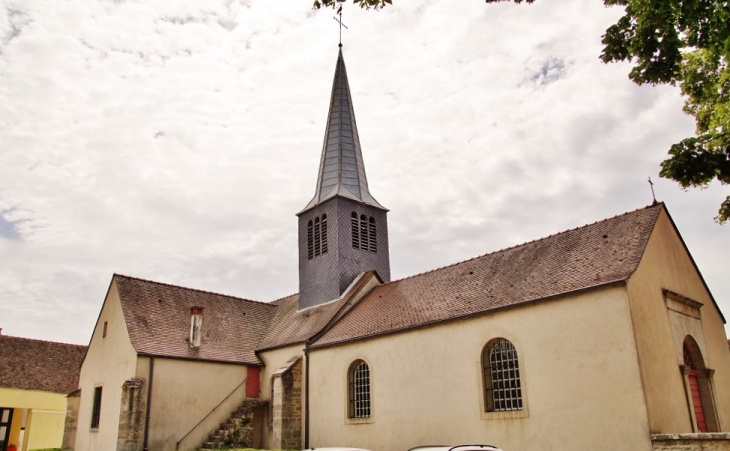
[280,358,302,450]
[653,433,730,450]
[116,379,146,451]
[62,389,81,450]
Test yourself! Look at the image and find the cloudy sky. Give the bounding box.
[1,0,728,345]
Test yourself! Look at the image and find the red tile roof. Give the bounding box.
[257,271,379,351]
[0,335,86,394]
[310,203,663,348]
[115,275,277,365]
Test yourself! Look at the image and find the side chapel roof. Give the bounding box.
[115,275,277,365]
[310,203,665,348]
[0,335,86,394]
[299,49,386,214]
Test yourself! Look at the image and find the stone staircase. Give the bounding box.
[200,399,266,449]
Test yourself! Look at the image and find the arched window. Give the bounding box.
[307,215,328,259]
[683,336,718,432]
[307,220,314,260]
[348,360,371,418]
[359,215,369,251]
[482,338,523,412]
[314,217,321,256]
[321,214,328,254]
[368,217,377,253]
[351,212,359,249]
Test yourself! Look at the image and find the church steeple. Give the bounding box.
[297,49,390,310]
[300,49,386,214]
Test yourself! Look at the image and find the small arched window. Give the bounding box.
[482,338,523,412]
[348,360,371,418]
[307,220,314,260]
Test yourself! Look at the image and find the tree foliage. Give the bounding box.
[316,0,730,223]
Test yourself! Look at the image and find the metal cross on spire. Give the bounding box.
[333,4,348,47]
[648,176,658,205]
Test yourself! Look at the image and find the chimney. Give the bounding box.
[189,307,203,348]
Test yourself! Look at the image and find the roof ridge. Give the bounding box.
[270,292,298,304]
[378,202,664,287]
[0,334,87,348]
[113,273,276,308]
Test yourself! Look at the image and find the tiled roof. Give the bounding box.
[311,204,664,348]
[257,271,378,351]
[0,335,86,394]
[115,275,277,365]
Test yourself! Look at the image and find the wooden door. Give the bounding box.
[688,370,707,432]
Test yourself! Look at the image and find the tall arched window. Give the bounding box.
[348,360,371,418]
[314,217,321,256]
[307,220,314,259]
[321,214,328,254]
[359,215,369,251]
[351,212,359,249]
[368,217,377,253]
[307,215,328,260]
[683,336,718,432]
[482,338,523,412]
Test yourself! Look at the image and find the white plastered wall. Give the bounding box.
[75,280,138,451]
[308,286,652,451]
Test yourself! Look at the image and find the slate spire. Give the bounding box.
[300,49,386,214]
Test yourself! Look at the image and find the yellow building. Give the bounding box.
[71,49,730,451]
[0,334,85,451]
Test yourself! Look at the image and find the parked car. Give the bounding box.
[408,446,503,451]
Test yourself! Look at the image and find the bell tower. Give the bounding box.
[297,49,390,310]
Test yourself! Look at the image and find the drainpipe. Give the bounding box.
[304,348,310,449]
[143,357,155,451]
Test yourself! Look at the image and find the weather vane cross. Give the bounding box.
[333,4,348,47]
[648,176,658,205]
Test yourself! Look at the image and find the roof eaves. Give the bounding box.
[308,278,628,350]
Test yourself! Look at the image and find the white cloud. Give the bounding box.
[0,0,727,345]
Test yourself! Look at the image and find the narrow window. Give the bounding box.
[91,386,103,428]
[102,321,108,338]
[321,214,328,254]
[314,217,321,256]
[368,217,377,253]
[348,360,371,418]
[483,339,523,412]
[307,220,314,260]
[359,215,369,251]
[351,212,359,249]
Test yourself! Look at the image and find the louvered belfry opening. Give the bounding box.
[307,215,329,260]
[297,49,391,310]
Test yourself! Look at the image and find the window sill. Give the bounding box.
[480,408,529,420]
[345,416,373,425]
[90,428,100,432]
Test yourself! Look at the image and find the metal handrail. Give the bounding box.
[175,377,247,450]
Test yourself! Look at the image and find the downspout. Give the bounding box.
[143,356,155,451]
[304,348,310,449]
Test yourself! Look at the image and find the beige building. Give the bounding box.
[70,49,730,451]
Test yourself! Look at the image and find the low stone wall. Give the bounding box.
[652,433,730,450]
[62,389,81,450]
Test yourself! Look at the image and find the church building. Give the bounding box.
[69,49,730,451]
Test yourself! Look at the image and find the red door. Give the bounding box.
[688,369,707,432]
